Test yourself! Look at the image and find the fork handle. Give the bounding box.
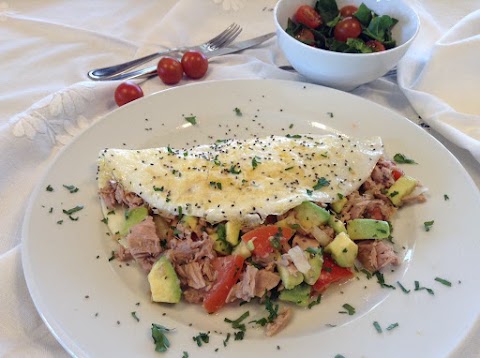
[88,48,183,80]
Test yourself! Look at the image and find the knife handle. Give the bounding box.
[88,48,184,80]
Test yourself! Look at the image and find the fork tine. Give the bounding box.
[204,23,238,46]
[210,25,242,49]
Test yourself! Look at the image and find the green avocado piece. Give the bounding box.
[120,207,149,236]
[328,215,347,234]
[294,201,331,230]
[331,197,348,213]
[148,256,181,303]
[226,220,241,246]
[180,215,198,231]
[325,232,358,268]
[277,264,304,290]
[386,175,417,206]
[211,224,232,255]
[346,219,390,240]
[279,283,312,307]
[304,252,324,285]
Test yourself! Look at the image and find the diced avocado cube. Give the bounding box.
[120,207,148,236]
[148,256,181,303]
[226,220,241,246]
[180,215,198,231]
[231,240,252,259]
[386,175,417,206]
[279,283,311,307]
[347,219,390,240]
[328,215,347,234]
[325,232,358,268]
[304,252,323,285]
[294,201,331,230]
[210,232,232,255]
[277,264,304,290]
[331,197,348,213]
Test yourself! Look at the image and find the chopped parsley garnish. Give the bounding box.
[396,281,411,293]
[223,333,231,347]
[251,294,279,326]
[213,155,221,166]
[337,193,344,200]
[46,185,54,192]
[373,321,382,333]
[63,184,79,193]
[306,189,313,196]
[386,323,399,331]
[185,116,197,125]
[374,271,396,289]
[100,217,108,224]
[414,280,434,295]
[424,220,434,232]
[62,205,84,215]
[193,332,210,347]
[151,324,173,352]
[313,177,330,190]
[252,156,261,169]
[56,220,63,225]
[389,191,399,198]
[285,166,294,171]
[224,311,249,332]
[434,277,452,287]
[229,165,242,175]
[182,352,189,358]
[234,331,245,340]
[234,107,242,116]
[131,311,140,322]
[177,206,183,221]
[209,181,223,190]
[269,236,281,249]
[289,123,294,129]
[286,134,302,139]
[153,185,164,192]
[444,194,450,201]
[393,153,417,164]
[327,112,334,118]
[339,303,355,315]
[306,247,322,256]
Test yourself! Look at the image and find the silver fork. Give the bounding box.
[88,23,242,80]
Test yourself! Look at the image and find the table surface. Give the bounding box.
[0,1,478,357]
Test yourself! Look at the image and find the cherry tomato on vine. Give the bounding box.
[295,28,315,45]
[339,5,358,17]
[181,50,209,79]
[114,81,144,107]
[366,40,386,52]
[294,5,322,28]
[334,16,362,42]
[157,57,183,85]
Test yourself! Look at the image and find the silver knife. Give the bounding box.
[89,32,275,81]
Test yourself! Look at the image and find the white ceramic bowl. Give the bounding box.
[274,0,420,91]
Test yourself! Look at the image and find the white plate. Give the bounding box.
[22,79,480,358]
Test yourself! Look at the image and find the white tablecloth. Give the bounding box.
[1,0,479,357]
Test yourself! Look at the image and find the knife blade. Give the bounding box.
[92,32,275,82]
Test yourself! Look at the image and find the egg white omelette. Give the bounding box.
[97,134,383,227]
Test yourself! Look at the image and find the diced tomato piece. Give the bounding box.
[392,168,404,181]
[241,225,294,258]
[312,255,354,293]
[203,255,245,313]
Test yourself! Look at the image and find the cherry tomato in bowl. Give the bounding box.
[339,5,358,17]
[366,40,386,52]
[157,57,183,85]
[334,16,362,42]
[181,51,209,79]
[114,81,144,107]
[294,5,322,28]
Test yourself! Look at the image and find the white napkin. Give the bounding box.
[398,2,480,161]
